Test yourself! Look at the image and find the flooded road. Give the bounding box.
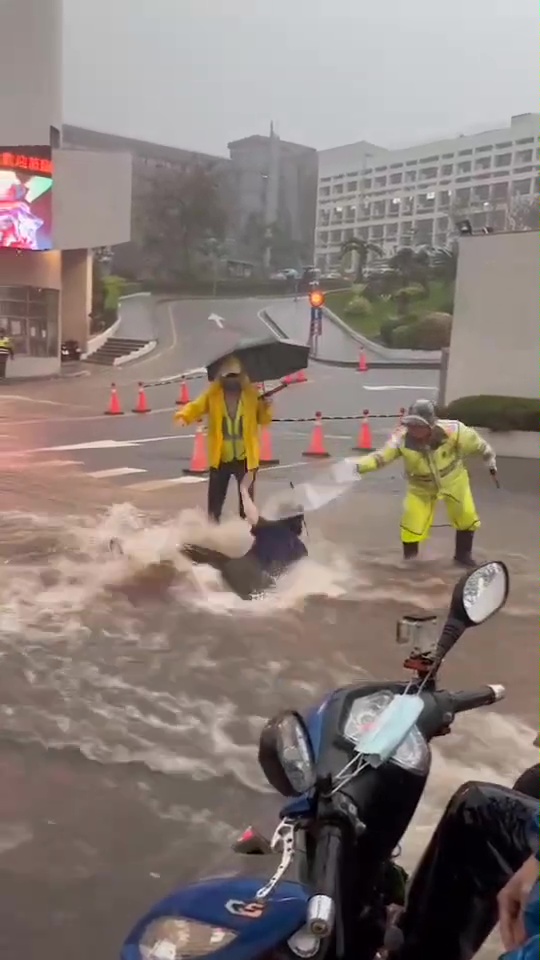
[0,466,537,958]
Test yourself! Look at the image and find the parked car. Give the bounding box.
[61,339,82,362]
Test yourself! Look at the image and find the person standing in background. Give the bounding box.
[0,328,14,379]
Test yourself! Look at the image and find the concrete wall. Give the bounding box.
[0,249,61,288]
[445,231,539,403]
[53,149,132,249]
[0,0,62,143]
[61,249,92,346]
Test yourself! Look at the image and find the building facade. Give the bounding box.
[315,114,540,272]
[228,128,318,269]
[62,125,231,277]
[0,0,131,378]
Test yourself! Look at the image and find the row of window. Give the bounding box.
[316,209,508,249]
[317,179,537,225]
[319,152,539,197]
[319,137,538,184]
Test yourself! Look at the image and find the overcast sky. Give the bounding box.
[62,0,537,156]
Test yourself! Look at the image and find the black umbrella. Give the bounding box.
[206,336,309,384]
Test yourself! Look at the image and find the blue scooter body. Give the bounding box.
[121,692,338,959]
[122,877,309,960]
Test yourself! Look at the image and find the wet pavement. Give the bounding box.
[0,297,536,959]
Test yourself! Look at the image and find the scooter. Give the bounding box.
[121,560,510,960]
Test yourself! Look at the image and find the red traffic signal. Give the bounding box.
[309,290,325,308]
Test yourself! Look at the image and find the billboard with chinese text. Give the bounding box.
[0,145,53,251]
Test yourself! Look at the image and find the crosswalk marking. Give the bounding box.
[87,466,147,479]
[127,475,207,491]
[28,459,84,469]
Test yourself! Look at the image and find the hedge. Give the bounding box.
[391,312,452,350]
[443,396,540,432]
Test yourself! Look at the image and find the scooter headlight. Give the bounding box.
[343,691,430,774]
[139,918,236,959]
[258,710,316,797]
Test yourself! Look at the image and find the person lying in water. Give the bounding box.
[183,471,308,599]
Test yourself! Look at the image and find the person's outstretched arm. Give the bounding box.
[457,422,497,470]
[240,471,259,525]
[173,389,210,426]
[355,431,403,474]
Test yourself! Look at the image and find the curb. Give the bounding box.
[260,305,441,371]
[321,304,442,365]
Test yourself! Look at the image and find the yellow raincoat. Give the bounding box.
[174,380,273,471]
[356,419,494,544]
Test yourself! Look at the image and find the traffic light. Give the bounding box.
[309,290,325,309]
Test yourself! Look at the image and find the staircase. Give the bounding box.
[84,337,150,366]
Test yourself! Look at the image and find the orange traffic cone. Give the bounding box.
[176,380,190,405]
[105,383,123,416]
[303,411,330,458]
[259,426,280,467]
[353,409,374,452]
[182,421,209,476]
[358,349,368,372]
[294,368,308,384]
[132,382,151,414]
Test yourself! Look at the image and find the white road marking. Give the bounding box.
[88,467,147,479]
[128,475,207,491]
[363,384,438,391]
[28,460,83,469]
[37,435,195,453]
[208,313,225,329]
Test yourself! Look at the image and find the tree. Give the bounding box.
[340,237,383,282]
[432,240,459,283]
[138,163,227,279]
[389,246,430,292]
[507,194,539,232]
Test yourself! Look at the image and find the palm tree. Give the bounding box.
[389,246,430,292]
[340,238,383,282]
[432,241,459,283]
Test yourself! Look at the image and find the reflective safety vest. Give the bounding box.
[0,337,12,357]
[357,420,494,495]
[221,400,246,462]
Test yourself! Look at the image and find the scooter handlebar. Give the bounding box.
[449,684,505,714]
[307,824,342,937]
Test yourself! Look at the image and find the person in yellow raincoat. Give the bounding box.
[174,356,273,522]
[355,398,497,566]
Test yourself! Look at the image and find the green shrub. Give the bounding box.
[344,295,372,317]
[102,275,128,310]
[443,396,540,432]
[379,315,415,346]
[391,312,452,350]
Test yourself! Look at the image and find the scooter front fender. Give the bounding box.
[121,875,309,960]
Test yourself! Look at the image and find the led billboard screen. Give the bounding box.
[0,145,53,251]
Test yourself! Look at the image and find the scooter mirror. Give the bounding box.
[452,561,510,626]
[435,561,510,665]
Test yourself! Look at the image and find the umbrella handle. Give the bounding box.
[260,383,288,400]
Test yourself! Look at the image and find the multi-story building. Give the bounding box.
[315,113,539,272]
[228,126,318,268]
[62,124,232,274]
[64,124,319,273]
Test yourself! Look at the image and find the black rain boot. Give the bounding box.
[402,542,419,560]
[453,530,476,568]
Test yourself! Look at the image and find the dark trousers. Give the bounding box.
[0,354,7,379]
[207,459,256,522]
[394,779,538,960]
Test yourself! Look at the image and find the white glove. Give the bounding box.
[487,455,497,472]
[330,458,361,486]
